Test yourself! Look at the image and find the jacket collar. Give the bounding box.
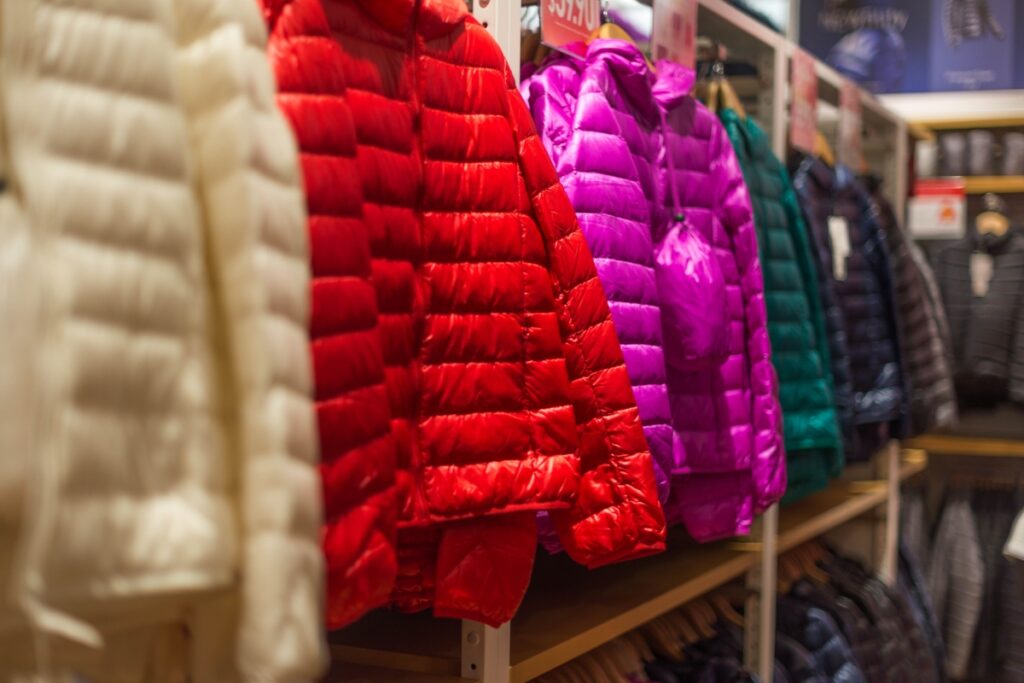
[973,228,1015,255]
[354,0,468,37]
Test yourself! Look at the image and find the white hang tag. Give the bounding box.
[970,252,994,297]
[828,215,851,281]
[1005,507,1024,562]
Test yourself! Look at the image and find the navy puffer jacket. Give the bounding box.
[792,157,905,460]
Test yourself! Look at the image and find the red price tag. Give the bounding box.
[838,80,863,169]
[541,0,601,56]
[652,0,697,69]
[789,49,818,154]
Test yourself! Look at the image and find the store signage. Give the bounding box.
[541,0,601,56]
[907,178,966,239]
[790,49,818,154]
[838,80,862,169]
[651,0,697,69]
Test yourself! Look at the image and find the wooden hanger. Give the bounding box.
[580,650,619,683]
[522,29,541,65]
[795,545,830,584]
[710,593,745,627]
[589,22,656,72]
[814,131,835,167]
[684,599,719,640]
[665,610,702,646]
[626,629,656,664]
[642,619,683,662]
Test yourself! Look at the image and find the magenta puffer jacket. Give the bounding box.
[521,49,674,505]
[653,59,785,529]
[523,41,785,540]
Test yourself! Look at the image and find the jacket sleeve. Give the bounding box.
[1011,288,1024,403]
[173,2,326,680]
[710,120,786,511]
[505,71,666,569]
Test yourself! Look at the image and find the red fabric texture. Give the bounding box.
[265,0,666,626]
[264,0,398,630]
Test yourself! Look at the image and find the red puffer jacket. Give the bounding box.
[264,0,666,627]
[265,0,398,629]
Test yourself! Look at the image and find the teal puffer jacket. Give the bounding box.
[720,110,843,502]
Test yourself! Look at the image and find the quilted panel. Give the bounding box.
[263,0,397,631]
[720,110,842,503]
[323,0,663,622]
[175,0,326,678]
[2,0,236,609]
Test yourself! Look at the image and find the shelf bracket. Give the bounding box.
[462,620,510,683]
[876,439,901,585]
[743,503,778,683]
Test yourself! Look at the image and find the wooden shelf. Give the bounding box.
[963,176,1024,194]
[331,532,755,683]
[910,116,1024,130]
[905,434,1024,458]
[326,663,465,683]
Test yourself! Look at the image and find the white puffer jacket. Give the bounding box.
[0,0,325,681]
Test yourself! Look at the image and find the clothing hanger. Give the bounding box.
[626,629,656,664]
[814,131,836,167]
[710,592,745,627]
[642,618,684,662]
[795,545,830,584]
[580,650,620,683]
[521,28,541,65]
[684,598,719,639]
[665,610,703,646]
[976,192,1010,236]
[588,18,656,72]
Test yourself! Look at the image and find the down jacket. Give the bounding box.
[520,38,676,509]
[776,597,867,683]
[655,59,785,527]
[934,229,1024,407]
[792,157,905,461]
[720,110,842,504]
[263,0,398,631]
[265,0,666,626]
[522,41,784,541]
[0,0,325,681]
[865,176,956,434]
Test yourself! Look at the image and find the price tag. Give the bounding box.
[971,252,994,297]
[839,80,863,169]
[541,0,601,56]
[790,49,818,154]
[828,215,850,281]
[652,0,697,68]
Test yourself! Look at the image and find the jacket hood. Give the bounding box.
[652,59,696,110]
[581,39,659,122]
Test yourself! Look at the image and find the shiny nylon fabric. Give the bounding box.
[791,158,905,460]
[523,42,785,541]
[263,0,399,630]
[719,110,842,504]
[520,51,676,506]
[654,59,785,528]
[274,0,665,626]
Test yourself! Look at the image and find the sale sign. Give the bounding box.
[789,49,818,154]
[908,178,966,239]
[838,80,863,169]
[541,0,601,56]
[651,0,697,69]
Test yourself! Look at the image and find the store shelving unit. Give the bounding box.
[330,447,926,683]
[326,3,917,682]
[962,176,1024,195]
[905,434,1024,458]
